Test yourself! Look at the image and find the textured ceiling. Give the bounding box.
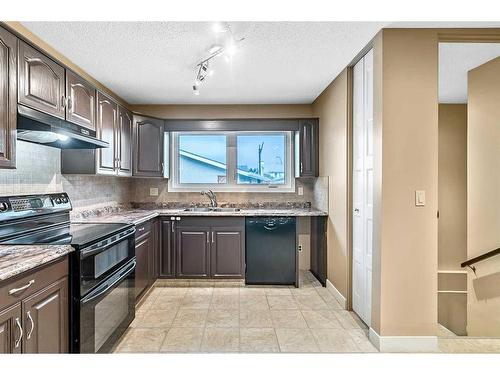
[21,22,386,104]
[21,22,500,105]
[439,43,500,103]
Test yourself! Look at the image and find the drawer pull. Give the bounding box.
[137,227,145,232]
[14,317,23,348]
[26,311,34,340]
[9,279,35,295]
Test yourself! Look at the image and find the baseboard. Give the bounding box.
[369,328,438,352]
[326,279,348,309]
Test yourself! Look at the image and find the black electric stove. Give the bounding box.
[0,193,136,353]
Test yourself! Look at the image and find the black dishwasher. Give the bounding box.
[245,217,297,286]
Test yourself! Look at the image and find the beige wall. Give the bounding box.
[130,104,313,119]
[371,29,439,336]
[312,70,350,297]
[438,104,467,270]
[3,22,129,107]
[467,57,500,336]
[437,104,468,335]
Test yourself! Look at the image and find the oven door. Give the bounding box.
[79,227,135,295]
[79,258,136,353]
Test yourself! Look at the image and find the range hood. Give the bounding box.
[17,105,109,149]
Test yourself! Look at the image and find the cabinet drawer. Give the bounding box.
[135,220,152,240]
[0,256,68,310]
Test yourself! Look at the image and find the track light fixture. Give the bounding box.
[192,22,245,95]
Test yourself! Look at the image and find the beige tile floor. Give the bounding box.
[113,271,500,354]
[113,271,377,353]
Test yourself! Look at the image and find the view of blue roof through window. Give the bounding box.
[237,134,286,184]
[178,134,227,184]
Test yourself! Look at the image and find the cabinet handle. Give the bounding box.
[211,231,214,243]
[300,162,303,173]
[26,311,34,340]
[206,231,209,243]
[9,279,35,295]
[137,227,145,233]
[61,96,66,108]
[14,317,23,348]
[171,221,175,233]
[67,97,72,111]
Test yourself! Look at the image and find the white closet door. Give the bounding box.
[352,49,374,326]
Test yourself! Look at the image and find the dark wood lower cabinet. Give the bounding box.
[211,227,245,278]
[0,302,22,354]
[176,226,211,278]
[310,216,327,286]
[22,277,68,353]
[160,219,175,278]
[134,219,158,302]
[160,217,245,279]
[0,257,69,353]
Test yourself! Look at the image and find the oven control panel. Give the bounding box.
[0,193,72,217]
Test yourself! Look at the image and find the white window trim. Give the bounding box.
[168,131,296,193]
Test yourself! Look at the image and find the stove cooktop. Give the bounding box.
[0,222,132,248]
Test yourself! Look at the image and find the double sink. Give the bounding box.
[183,207,241,213]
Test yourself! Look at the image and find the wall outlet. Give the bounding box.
[149,187,159,197]
[298,245,303,252]
[297,186,304,196]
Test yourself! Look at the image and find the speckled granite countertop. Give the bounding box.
[0,245,73,282]
[75,208,328,225]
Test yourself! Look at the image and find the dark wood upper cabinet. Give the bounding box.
[117,106,133,177]
[65,70,96,130]
[0,27,17,169]
[160,219,176,278]
[296,119,319,177]
[176,226,210,278]
[18,41,65,119]
[210,226,245,278]
[22,277,68,354]
[133,115,164,177]
[0,302,22,354]
[96,91,117,175]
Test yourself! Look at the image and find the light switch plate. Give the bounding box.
[415,190,425,206]
[149,187,159,197]
[298,186,304,196]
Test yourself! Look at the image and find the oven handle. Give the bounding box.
[80,229,135,259]
[81,259,136,305]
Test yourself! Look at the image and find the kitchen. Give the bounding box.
[0,21,369,354]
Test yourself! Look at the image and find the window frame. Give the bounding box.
[168,131,295,193]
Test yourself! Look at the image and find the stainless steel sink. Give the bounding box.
[183,207,241,212]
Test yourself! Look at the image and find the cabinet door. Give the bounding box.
[66,70,96,130]
[297,119,319,177]
[0,303,22,354]
[22,277,68,353]
[0,27,17,169]
[176,226,210,278]
[210,227,245,278]
[18,41,65,119]
[135,234,151,299]
[96,91,117,174]
[160,219,176,277]
[117,106,133,176]
[133,115,164,177]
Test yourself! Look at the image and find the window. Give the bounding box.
[178,134,227,184]
[236,134,286,185]
[169,131,294,192]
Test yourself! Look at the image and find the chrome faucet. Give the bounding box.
[201,190,218,208]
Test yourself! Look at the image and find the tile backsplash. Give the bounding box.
[0,141,328,212]
[0,141,132,210]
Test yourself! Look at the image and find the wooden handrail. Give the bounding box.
[461,247,500,274]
